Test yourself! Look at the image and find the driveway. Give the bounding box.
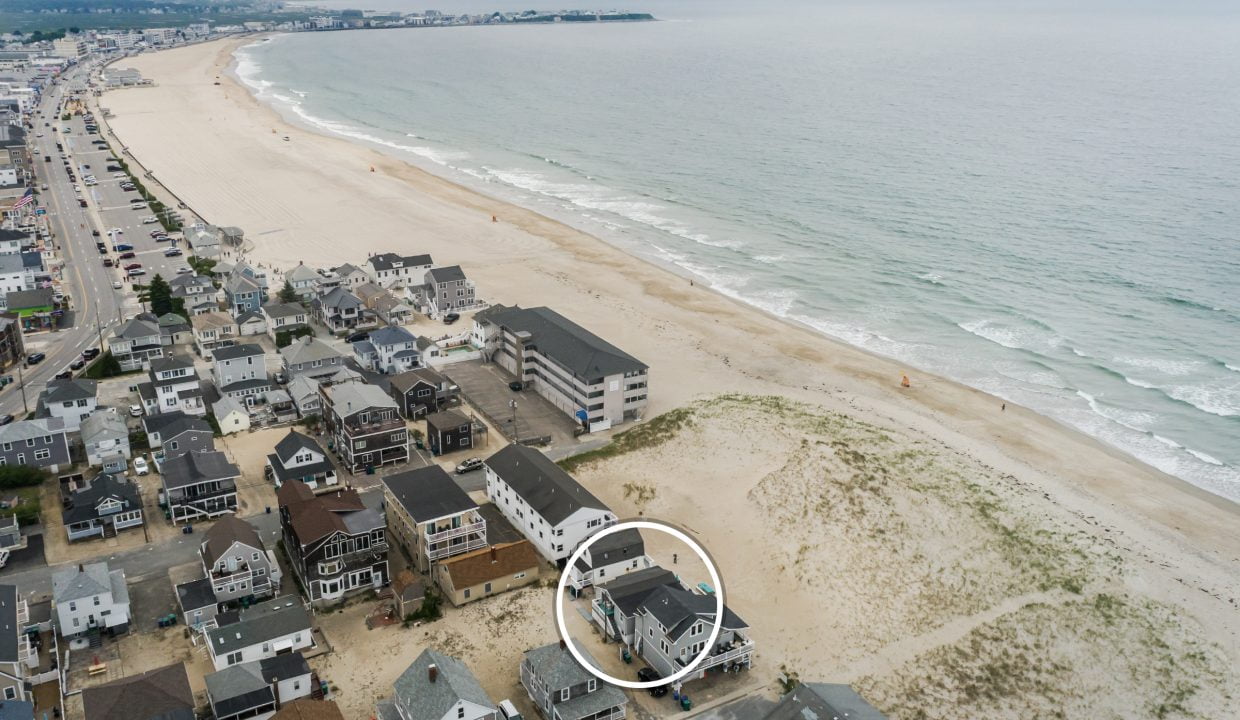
[443,360,579,446]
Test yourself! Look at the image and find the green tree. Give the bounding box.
[171,297,187,318]
[277,280,299,303]
[188,256,217,276]
[275,326,314,348]
[148,274,173,316]
[0,466,48,490]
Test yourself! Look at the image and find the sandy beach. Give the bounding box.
[98,36,1240,717]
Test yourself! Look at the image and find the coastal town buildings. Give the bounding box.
[352,325,419,374]
[0,583,35,705]
[211,343,272,405]
[473,305,648,432]
[139,354,206,417]
[0,312,23,370]
[425,409,474,456]
[484,443,615,564]
[266,430,338,490]
[34,377,96,431]
[365,252,432,289]
[199,515,283,605]
[214,396,252,435]
[433,541,540,607]
[206,653,314,720]
[312,286,370,333]
[81,663,194,720]
[520,642,627,720]
[319,381,409,473]
[763,683,889,720]
[375,648,497,720]
[142,411,213,454]
[567,527,652,594]
[79,409,131,470]
[423,265,477,317]
[278,480,388,604]
[205,595,314,671]
[284,263,321,299]
[388,366,457,419]
[193,311,239,358]
[263,301,312,342]
[108,314,163,371]
[281,336,346,381]
[382,465,487,573]
[61,473,144,542]
[51,561,131,637]
[0,418,71,472]
[161,449,240,523]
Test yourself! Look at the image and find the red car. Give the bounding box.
[118,251,136,259]
[123,263,142,271]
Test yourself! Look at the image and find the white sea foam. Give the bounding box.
[1163,384,1239,418]
[1225,363,1240,374]
[958,319,1024,350]
[1114,356,1201,376]
[1186,448,1225,466]
[753,254,786,264]
[918,272,944,285]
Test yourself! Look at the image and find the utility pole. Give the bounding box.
[16,362,27,416]
[509,399,518,440]
[94,304,104,354]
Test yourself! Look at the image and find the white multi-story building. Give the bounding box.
[205,595,313,670]
[140,354,205,416]
[365,252,433,289]
[37,378,97,432]
[51,562,131,637]
[211,343,271,405]
[51,37,90,59]
[483,443,615,564]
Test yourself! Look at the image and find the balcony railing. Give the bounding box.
[344,417,404,436]
[555,706,625,720]
[425,522,487,562]
[676,638,755,672]
[423,512,485,545]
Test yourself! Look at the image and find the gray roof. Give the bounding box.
[596,567,680,617]
[368,252,432,272]
[392,649,495,720]
[280,336,342,365]
[576,527,644,572]
[383,466,476,525]
[143,411,212,440]
[483,305,646,379]
[273,430,322,463]
[389,367,448,394]
[524,643,626,714]
[0,700,33,720]
[207,595,310,656]
[81,662,194,720]
[263,302,307,319]
[202,515,265,566]
[426,410,470,434]
[236,310,265,324]
[52,562,119,603]
[0,255,23,275]
[333,262,362,277]
[4,289,53,310]
[0,417,66,444]
[316,287,362,311]
[351,340,375,357]
[42,378,97,403]
[640,585,747,641]
[157,313,189,328]
[324,381,397,414]
[211,343,265,360]
[0,584,18,664]
[175,577,216,614]
[369,325,415,347]
[763,683,888,720]
[259,651,310,683]
[206,662,271,712]
[113,316,160,340]
[426,265,466,284]
[225,272,261,295]
[484,444,608,525]
[287,375,321,401]
[63,474,141,526]
[220,377,273,395]
[150,354,195,373]
[161,450,239,490]
[81,411,128,445]
[285,264,319,283]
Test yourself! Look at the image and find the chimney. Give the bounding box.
[490,546,497,563]
[428,664,438,683]
[78,563,84,573]
[559,639,566,651]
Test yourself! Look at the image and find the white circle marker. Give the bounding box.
[554,519,724,690]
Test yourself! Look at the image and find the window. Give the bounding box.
[3,687,15,700]
[24,438,33,447]
[484,582,492,594]
[226,651,242,666]
[93,596,100,606]
[588,678,597,692]
[560,688,570,702]
[458,708,465,720]
[72,618,79,627]
[514,572,525,580]
[463,588,470,599]
[34,448,50,460]
[69,601,76,612]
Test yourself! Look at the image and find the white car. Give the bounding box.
[128,403,142,417]
[112,280,123,289]
[176,266,192,274]
[109,228,123,235]
[141,215,159,224]
[133,456,149,475]
[112,172,126,178]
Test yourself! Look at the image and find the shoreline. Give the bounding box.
[101,34,1240,553]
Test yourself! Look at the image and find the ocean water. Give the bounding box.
[236,1,1240,501]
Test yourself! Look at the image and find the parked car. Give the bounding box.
[443,312,460,324]
[141,215,159,224]
[0,415,13,426]
[118,251,136,259]
[54,369,73,380]
[127,268,145,277]
[508,381,524,392]
[637,668,668,697]
[123,263,142,271]
[69,358,85,370]
[91,229,100,237]
[112,280,123,289]
[454,458,484,475]
[164,248,182,257]
[77,199,87,208]
[176,266,192,273]
[129,404,143,417]
[82,348,100,360]
[132,456,149,476]
[26,352,45,365]
[345,330,370,344]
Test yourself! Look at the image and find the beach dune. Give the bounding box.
[98,36,1240,716]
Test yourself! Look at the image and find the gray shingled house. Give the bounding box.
[521,642,627,720]
[375,648,498,720]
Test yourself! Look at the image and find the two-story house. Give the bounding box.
[51,561,131,637]
[0,583,36,705]
[266,430,337,490]
[591,567,680,648]
[484,443,615,564]
[426,410,473,456]
[139,354,206,417]
[157,312,194,347]
[280,336,345,382]
[375,649,497,720]
[206,653,313,720]
[192,311,239,359]
[521,642,627,720]
[630,584,753,685]
[0,418,71,472]
[327,263,368,292]
[262,302,311,343]
[61,474,144,542]
[388,367,458,419]
[287,375,322,418]
[312,287,369,334]
[365,252,433,289]
[108,314,162,371]
[225,271,266,316]
[352,325,419,375]
[205,595,313,671]
[80,409,131,472]
[284,262,321,300]
[319,382,408,473]
[472,304,648,432]
[567,527,653,595]
[81,663,194,720]
[382,465,486,573]
[423,265,476,317]
[142,411,214,455]
[278,481,388,604]
[35,377,96,431]
[211,343,272,405]
[161,449,239,523]
[200,515,282,604]
[170,272,218,315]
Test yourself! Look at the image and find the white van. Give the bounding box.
[498,700,522,720]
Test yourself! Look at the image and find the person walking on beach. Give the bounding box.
[1002,403,1006,412]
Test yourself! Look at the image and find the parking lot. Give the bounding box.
[443,360,579,446]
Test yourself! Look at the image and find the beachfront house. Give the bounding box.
[157,312,194,347]
[434,541,540,607]
[199,515,282,605]
[138,354,206,417]
[484,443,615,564]
[266,429,338,490]
[287,375,322,417]
[280,336,345,381]
[161,449,240,523]
[61,473,144,542]
[0,583,36,705]
[34,378,97,431]
[81,663,194,720]
[472,304,648,432]
[375,648,498,720]
[388,366,458,419]
[80,409,131,470]
[205,595,314,671]
[319,381,409,473]
[763,683,889,720]
[520,642,627,720]
[225,272,266,316]
[51,561,131,637]
[312,286,370,334]
[0,418,71,472]
[211,343,272,405]
[383,465,487,573]
[327,263,368,292]
[278,480,388,604]
[206,653,314,720]
[373,292,415,326]
[426,409,474,456]
[192,311,239,359]
[284,262,321,299]
[592,567,680,647]
[365,252,433,289]
[263,301,312,343]
[567,527,653,595]
[352,325,419,375]
[108,314,163,371]
[170,272,218,316]
[423,265,477,317]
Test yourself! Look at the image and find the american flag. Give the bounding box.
[11,188,34,210]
